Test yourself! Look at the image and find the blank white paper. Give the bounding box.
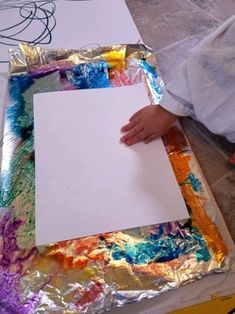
[34,83,189,245]
[0,0,142,71]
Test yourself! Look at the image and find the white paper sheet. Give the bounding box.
[0,0,142,72]
[34,83,189,245]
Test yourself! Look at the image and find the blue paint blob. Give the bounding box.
[7,63,110,139]
[66,62,110,89]
[8,72,63,139]
[139,60,158,78]
[7,75,34,139]
[187,173,202,192]
[139,60,162,103]
[112,222,211,265]
[196,246,211,262]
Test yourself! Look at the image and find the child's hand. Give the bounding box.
[120,105,177,146]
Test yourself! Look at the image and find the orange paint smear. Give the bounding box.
[163,126,188,154]
[46,236,109,270]
[134,258,184,277]
[169,152,228,262]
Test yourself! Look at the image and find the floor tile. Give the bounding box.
[190,0,235,21]
[191,119,235,157]
[180,117,234,186]
[155,28,217,83]
[126,0,219,50]
[212,172,235,241]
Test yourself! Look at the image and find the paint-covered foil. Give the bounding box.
[0,43,234,314]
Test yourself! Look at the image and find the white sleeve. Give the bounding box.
[160,14,235,141]
[160,61,195,117]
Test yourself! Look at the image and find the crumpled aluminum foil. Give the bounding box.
[0,42,234,314]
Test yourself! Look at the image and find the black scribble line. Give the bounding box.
[0,1,56,63]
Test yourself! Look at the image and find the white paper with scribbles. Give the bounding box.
[0,0,142,72]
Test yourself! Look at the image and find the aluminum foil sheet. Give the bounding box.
[0,43,234,314]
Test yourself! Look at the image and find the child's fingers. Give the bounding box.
[144,133,160,144]
[120,125,144,143]
[121,117,140,132]
[126,130,147,146]
[123,124,144,141]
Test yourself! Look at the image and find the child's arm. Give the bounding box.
[120,104,178,146]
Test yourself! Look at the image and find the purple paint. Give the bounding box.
[0,212,39,313]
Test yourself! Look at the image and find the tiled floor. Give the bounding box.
[127,0,235,240]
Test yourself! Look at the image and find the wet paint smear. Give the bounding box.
[66,62,111,89]
[0,45,229,313]
[112,221,211,264]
